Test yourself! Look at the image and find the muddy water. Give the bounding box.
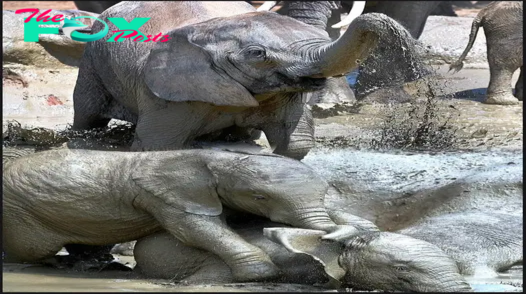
[3,147,523,292]
[2,62,523,292]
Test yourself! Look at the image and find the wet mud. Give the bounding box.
[2,3,523,291]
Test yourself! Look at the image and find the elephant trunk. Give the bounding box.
[309,13,400,78]
[422,272,473,292]
[291,207,359,239]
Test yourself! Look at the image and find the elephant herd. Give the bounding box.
[2,0,523,292]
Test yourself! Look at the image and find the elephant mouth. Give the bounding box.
[248,76,327,96]
[283,76,328,93]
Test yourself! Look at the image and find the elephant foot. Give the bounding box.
[484,94,519,105]
[230,260,280,282]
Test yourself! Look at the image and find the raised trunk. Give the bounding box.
[309,13,402,78]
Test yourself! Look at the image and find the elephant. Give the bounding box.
[133,210,520,291]
[73,1,120,13]
[449,1,523,105]
[72,1,394,159]
[397,212,523,277]
[257,1,434,102]
[338,213,522,291]
[257,1,444,40]
[134,210,522,291]
[2,147,359,282]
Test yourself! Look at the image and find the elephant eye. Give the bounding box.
[245,47,266,59]
[253,194,266,200]
[394,264,410,272]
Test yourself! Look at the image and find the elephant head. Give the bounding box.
[143,12,394,107]
[206,152,358,238]
[339,231,473,292]
[266,228,473,292]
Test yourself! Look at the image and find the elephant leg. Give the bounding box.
[262,99,315,160]
[72,60,112,130]
[131,103,203,151]
[485,66,519,105]
[375,1,440,39]
[484,42,520,105]
[514,66,523,101]
[147,204,280,282]
[2,215,66,263]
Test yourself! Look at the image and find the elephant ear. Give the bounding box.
[264,227,346,287]
[144,28,259,107]
[132,157,222,216]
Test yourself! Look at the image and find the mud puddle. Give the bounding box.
[2,262,332,292]
[3,147,523,292]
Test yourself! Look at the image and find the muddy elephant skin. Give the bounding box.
[71,1,399,160]
[2,148,358,282]
[134,210,486,292]
[450,1,523,105]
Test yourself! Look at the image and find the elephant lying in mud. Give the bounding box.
[134,210,521,291]
[2,148,358,282]
[398,212,523,277]
[72,1,397,159]
[450,1,523,105]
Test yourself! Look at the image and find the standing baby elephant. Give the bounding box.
[72,1,394,159]
[2,148,357,282]
[450,1,523,105]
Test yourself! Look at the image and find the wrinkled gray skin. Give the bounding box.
[398,212,523,276]
[133,211,379,285]
[340,212,522,292]
[450,1,523,105]
[133,211,522,291]
[2,148,358,282]
[275,1,433,101]
[72,1,390,159]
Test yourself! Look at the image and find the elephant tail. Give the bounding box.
[449,15,483,73]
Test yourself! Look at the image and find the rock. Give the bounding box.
[3,9,98,68]
[110,241,136,256]
[420,16,488,68]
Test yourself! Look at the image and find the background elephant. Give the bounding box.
[3,148,358,282]
[256,1,444,40]
[73,1,119,13]
[450,1,523,105]
[72,1,391,159]
[134,210,498,292]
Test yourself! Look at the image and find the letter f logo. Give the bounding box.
[23,17,59,42]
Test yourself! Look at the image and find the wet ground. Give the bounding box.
[2,66,523,292]
[2,2,522,292]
